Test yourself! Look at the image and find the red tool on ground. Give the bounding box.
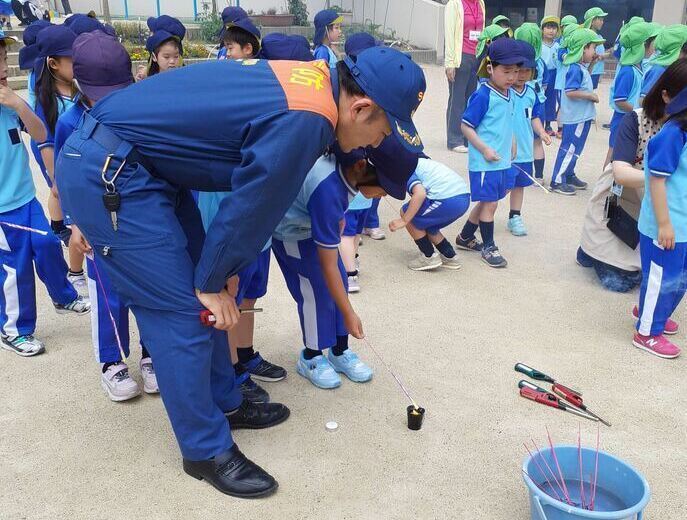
[552,384,611,427]
[200,308,263,326]
[518,380,598,422]
[514,363,582,396]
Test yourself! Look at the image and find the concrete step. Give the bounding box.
[7,51,19,66]
[8,64,27,77]
[7,76,26,91]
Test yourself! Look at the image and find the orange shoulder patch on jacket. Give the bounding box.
[269,60,338,128]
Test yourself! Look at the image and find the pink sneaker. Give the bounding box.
[632,306,679,335]
[632,333,681,359]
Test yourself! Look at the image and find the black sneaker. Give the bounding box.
[226,400,290,430]
[567,175,588,190]
[237,372,270,404]
[550,182,576,196]
[242,352,287,382]
[481,244,508,268]
[455,235,483,252]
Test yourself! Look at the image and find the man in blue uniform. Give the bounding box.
[56,47,425,498]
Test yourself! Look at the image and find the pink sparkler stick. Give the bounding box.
[592,425,600,510]
[546,427,572,504]
[0,221,48,235]
[524,443,563,502]
[578,425,586,510]
[532,438,571,504]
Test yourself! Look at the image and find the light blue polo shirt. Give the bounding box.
[0,105,36,214]
[347,192,372,211]
[313,44,337,68]
[541,41,559,72]
[560,63,596,124]
[407,158,469,200]
[591,42,605,76]
[462,82,515,172]
[529,58,547,103]
[640,64,666,97]
[273,155,356,247]
[512,84,542,163]
[639,121,687,242]
[610,64,644,113]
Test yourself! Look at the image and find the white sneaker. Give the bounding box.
[140,357,159,394]
[347,275,360,293]
[363,227,386,240]
[101,362,141,402]
[67,272,89,297]
[451,145,469,153]
[440,254,462,270]
[54,295,91,315]
[408,252,442,271]
[1,334,45,357]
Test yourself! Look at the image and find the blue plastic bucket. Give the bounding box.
[522,445,650,520]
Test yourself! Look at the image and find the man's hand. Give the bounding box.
[71,225,92,255]
[344,310,364,339]
[446,68,456,83]
[196,288,241,331]
[483,147,501,162]
[0,84,22,111]
[658,222,676,250]
[389,218,407,232]
[225,274,239,299]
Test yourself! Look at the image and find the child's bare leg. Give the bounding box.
[339,235,357,273]
[47,192,63,222]
[68,242,84,273]
[228,298,257,365]
[509,187,524,212]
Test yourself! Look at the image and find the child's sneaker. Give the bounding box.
[632,333,681,359]
[140,357,159,394]
[408,252,442,271]
[54,295,91,315]
[347,275,360,293]
[481,244,508,268]
[242,352,287,382]
[507,215,528,236]
[632,306,679,335]
[451,145,469,153]
[296,351,341,389]
[363,227,386,240]
[455,235,483,252]
[101,362,141,401]
[1,334,45,357]
[327,349,373,383]
[67,272,89,297]
[439,254,462,270]
[567,175,588,190]
[550,182,576,196]
[237,371,270,404]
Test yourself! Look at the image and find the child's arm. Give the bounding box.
[566,90,599,103]
[613,161,645,188]
[461,123,500,161]
[461,89,500,161]
[0,85,46,142]
[649,176,674,250]
[390,184,426,231]
[532,118,552,145]
[614,100,634,112]
[317,247,364,338]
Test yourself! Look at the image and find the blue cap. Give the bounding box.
[344,32,381,57]
[314,9,343,45]
[223,17,261,41]
[221,6,248,24]
[343,47,426,153]
[487,37,524,65]
[366,135,420,199]
[34,25,77,78]
[18,21,52,70]
[515,40,536,69]
[259,33,312,61]
[64,13,104,35]
[145,16,185,54]
[73,31,133,102]
[333,142,366,169]
[666,86,687,115]
[22,20,52,45]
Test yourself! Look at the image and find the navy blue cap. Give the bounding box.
[259,33,312,61]
[366,135,419,199]
[344,32,381,57]
[73,30,133,102]
[221,6,248,24]
[487,37,524,65]
[147,15,186,39]
[34,25,77,78]
[19,21,52,70]
[333,142,366,169]
[64,13,104,35]
[515,40,536,69]
[223,17,261,41]
[314,9,343,45]
[22,20,52,45]
[666,86,687,115]
[343,47,426,153]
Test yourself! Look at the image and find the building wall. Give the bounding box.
[652,0,687,24]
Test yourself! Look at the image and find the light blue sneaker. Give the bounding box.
[327,349,373,383]
[507,215,528,236]
[296,351,341,389]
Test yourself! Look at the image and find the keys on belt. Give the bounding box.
[100,155,127,231]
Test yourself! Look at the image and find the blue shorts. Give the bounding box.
[506,162,534,189]
[609,110,625,147]
[402,193,470,235]
[343,209,370,236]
[236,249,271,303]
[469,169,509,202]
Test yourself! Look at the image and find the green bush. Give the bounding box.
[287,0,309,26]
[123,41,211,61]
[112,21,149,44]
[198,11,223,43]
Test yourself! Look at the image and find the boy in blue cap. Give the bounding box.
[1,30,89,357]
[313,8,343,68]
[459,37,522,268]
[259,33,312,61]
[218,10,260,60]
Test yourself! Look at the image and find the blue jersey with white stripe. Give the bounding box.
[313,44,337,68]
[640,64,666,97]
[610,64,644,113]
[0,105,35,213]
[512,84,542,163]
[529,58,547,104]
[407,158,469,200]
[560,63,596,124]
[462,82,514,172]
[273,155,356,247]
[639,121,687,242]
[541,41,559,71]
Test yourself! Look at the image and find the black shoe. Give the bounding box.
[455,234,483,252]
[226,400,290,430]
[238,373,270,404]
[242,352,287,382]
[567,175,588,190]
[602,123,611,130]
[183,444,278,498]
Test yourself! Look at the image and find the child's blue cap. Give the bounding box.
[145,16,186,53]
[333,142,366,168]
[259,33,312,61]
[343,46,426,153]
[224,17,261,40]
[64,13,104,35]
[34,25,77,78]
[22,20,52,45]
[366,135,420,199]
[344,32,381,57]
[221,6,248,25]
[515,40,536,69]
[18,21,52,70]
[314,9,344,46]
[487,37,524,65]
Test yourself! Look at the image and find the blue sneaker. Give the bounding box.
[507,215,528,236]
[296,351,341,389]
[327,349,373,383]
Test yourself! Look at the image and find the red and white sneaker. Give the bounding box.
[632,333,681,359]
[632,306,679,335]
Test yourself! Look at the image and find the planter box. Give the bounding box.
[250,14,295,27]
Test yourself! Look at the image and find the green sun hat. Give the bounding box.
[650,24,687,66]
[476,24,509,57]
[560,23,582,48]
[560,15,578,29]
[620,16,646,38]
[619,21,660,65]
[564,28,605,65]
[493,15,510,27]
[583,7,609,29]
[514,23,543,60]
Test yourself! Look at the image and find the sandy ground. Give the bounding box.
[1,65,685,520]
